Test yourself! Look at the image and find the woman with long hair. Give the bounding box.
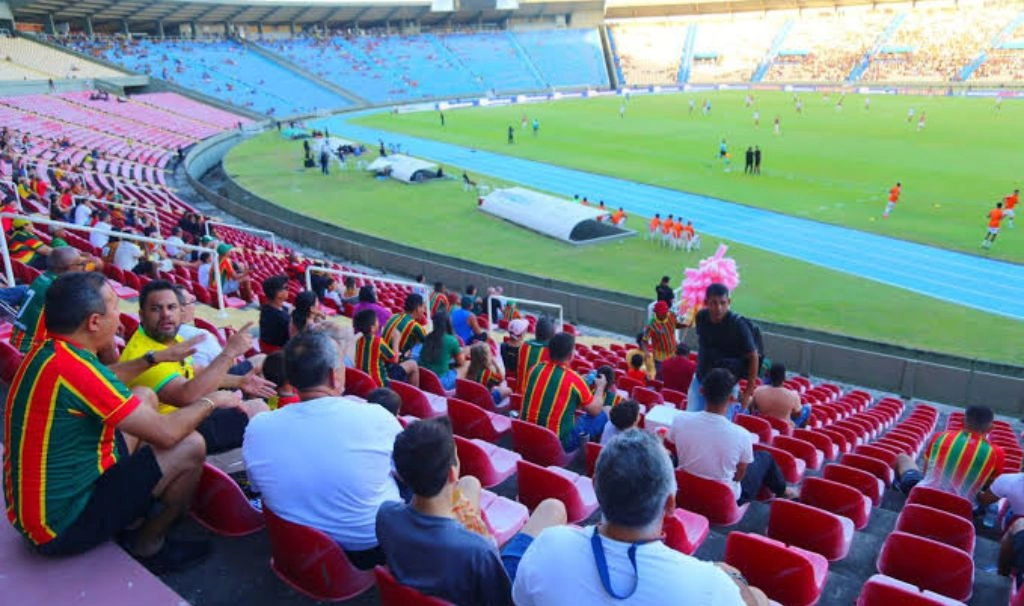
[290,290,325,336]
[418,310,466,391]
[465,342,512,406]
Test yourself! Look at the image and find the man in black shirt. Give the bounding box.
[655,275,674,307]
[753,146,762,175]
[688,283,758,417]
[744,147,754,175]
[259,275,291,350]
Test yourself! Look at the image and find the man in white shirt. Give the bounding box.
[72,199,93,226]
[242,330,403,570]
[513,429,766,605]
[164,226,187,260]
[112,235,144,271]
[669,368,795,503]
[172,284,264,373]
[89,210,112,249]
[197,252,213,290]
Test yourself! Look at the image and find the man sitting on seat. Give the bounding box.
[172,284,264,374]
[521,332,608,452]
[513,430,767,605]
[8,218,52,270]
[382,292,428,356]
[669,368,796,504]
[895,405,1004,500]
[243,331,403,570]
[660,343,696,394]
[10,247,85,353]
[516,317,554,393]
[751,363,809,428]
[377,417,566,605]
[3,272,239,570]
[119,280,271,455]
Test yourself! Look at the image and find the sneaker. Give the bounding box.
[136,538,212,575]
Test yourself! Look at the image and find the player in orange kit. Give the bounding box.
[1004,189,1018,228]
[883,182,901,218]
[983,202,1004,250]
[661,214,675,247]
[647,213,661,241]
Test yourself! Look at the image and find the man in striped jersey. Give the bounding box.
[521,332,608,452]
[383,293,428,356]
[516,316,554,394]
[895,405,1004,501]
[429,281,450,316]
[4,272,236,570]
[10,247,85,353]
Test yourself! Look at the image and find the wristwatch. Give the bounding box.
[144,350,157,367]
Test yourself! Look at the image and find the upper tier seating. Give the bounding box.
[764,9,891,83]
[0,37,124,81]
[515,29,609,89]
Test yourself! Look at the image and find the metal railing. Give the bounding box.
[303,265,420,294]
[71,195,162,235]
[206,220,277,253]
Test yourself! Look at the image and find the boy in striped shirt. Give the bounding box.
[895,405,1004,500]
[644,301,678,377]
[354,309,420,388]
[516,317,554,394]
[521,333,608,452]
[383,293,428,355]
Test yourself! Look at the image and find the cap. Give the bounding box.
[216,242,233,256]
[11,218,30,229]
[654,301,670,315]
[508,319,529,337]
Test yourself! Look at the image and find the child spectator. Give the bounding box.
[354,308,420,388]
[601,400,641,446]
[367,387,402,417]
[626,353,647,383]
[466,343,512,407]
[262,351,299,409]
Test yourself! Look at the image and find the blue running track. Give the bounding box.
[319,111,1024,321]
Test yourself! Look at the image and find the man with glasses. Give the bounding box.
[173,284,265,374]
[10,247,86,353]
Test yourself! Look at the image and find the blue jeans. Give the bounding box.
[438,369,457,391]
[500,533,534,581]
[793,405,812,428]
[687,375,741,420]
[562,411,608,452]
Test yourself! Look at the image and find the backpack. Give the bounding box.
[736,314,768,376]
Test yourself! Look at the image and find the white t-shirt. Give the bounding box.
[165,235,185,258]
[242,395,402,551]
[198,261,213,289]
[991,473,1024,516]
[89,221,111,249]
[113,240,143,270]
[177,323,221,369]
[512,526,744,606]
[72,203,92,226]
[669,411,753,500]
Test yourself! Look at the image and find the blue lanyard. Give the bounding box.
[591,527,645,600]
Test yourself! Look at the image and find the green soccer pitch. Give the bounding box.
[355,90,1023,263]
[225,104,1024,366]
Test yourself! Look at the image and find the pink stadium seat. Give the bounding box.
[479,490,529,546]
[510,418,577,467]
[585,442,602,478]
[773,435,823,471]
[631,386,664,408]
[343,366,376,399]
[662,508,710,556]
[841,452,894,485]
[767,499,854,561]
[661,388,687,409]
[799,476,871,530]
[725,532,827,606]
[189,463,265,537]
[455,378,509,414]
[263,506,375,601]
[445,397,510,443]
[793,429,838,461]
[453,435,520,489]
[906,486,974,521]
[374,566,452,606]
[390,381,446,419]
[754,443,805,483]
[894,503,975,554]
[876,531,973,602]
[418,368,449,397]
[515,460,598,525]
[675,469,749,526]
[823,463,884,507]
[734,413,773,444]
[856,574,965,606]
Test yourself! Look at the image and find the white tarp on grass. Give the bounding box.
[366,154,440,183]
[479,187,634,245]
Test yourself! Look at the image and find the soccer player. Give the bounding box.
[532,118,539,136]
[907,107,915,123]
[619,103,626,118]
[1004,188,1018,228]
[611,207,627,226]
[795,98,803,114]
[983,202,1004,249]
[752,110,760,127]
[507,125,514,144]
[688,98,695,115]
[917,112,926,132]
[671,220,684,251]
[864,96,871,110]
[684,221,700,252]
[647,213,662,241]
[745,94,753,108]
[661,214,675,247]
[883,182,901,218]
[773,116,781,136]
[996,96,1004,111]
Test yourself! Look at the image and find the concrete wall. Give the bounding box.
[184,131,1024,415]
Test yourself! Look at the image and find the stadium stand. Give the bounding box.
[0,36,124,81]
[764,9,891,83]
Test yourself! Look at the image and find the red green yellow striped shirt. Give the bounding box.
[9,229,43,264]
[468,366,502,388]
[644,314,678,362]
[521,360,593,450]
[355,334,397,388]
[3,337,140,546]
[516,340,549,394]
[429,292,449,316]
[382,312,427,354]
[10,271,55,354]
[923,429,1005,498]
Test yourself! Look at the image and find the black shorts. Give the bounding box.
[386,363,408,383]
[196,407,249,455]
[37,441,162,557]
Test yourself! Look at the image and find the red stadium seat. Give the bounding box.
[515,460,598,525]
[446,397,510,443]
[793,429,838,461]
[661,388,687,410]
[263,505,374,601]
[418,368,449,397]
[119,312,139,339]
[855,444,900,466]
[761,414,794,437]
[725,532,827,606]
[754,443,805,483]
[767,498,854,561]
[734,414,773,444]
[189,463,265,537]
[675,469,749,526]
[894,503,975,554]
[343,366,376,399]
[823,463,884,507]
[875,436,915,457]
[193,317,227,346]
[841,452,894,485]
[616,375,644,393]
[585,442,602,477]
[662,508,709,556]
[773,435,823,471]
[906,486,974,521]
[800,476,872,530]
[454,435,520,489]
[856,574,965,606]
[510,418,577,467]
[374,567,452,606]
[818,427,852,455]
[479,490,529,546]
[390,381,446,419]
[631,386,664,408]
[876,531,973,602]
[455,378,509,414]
